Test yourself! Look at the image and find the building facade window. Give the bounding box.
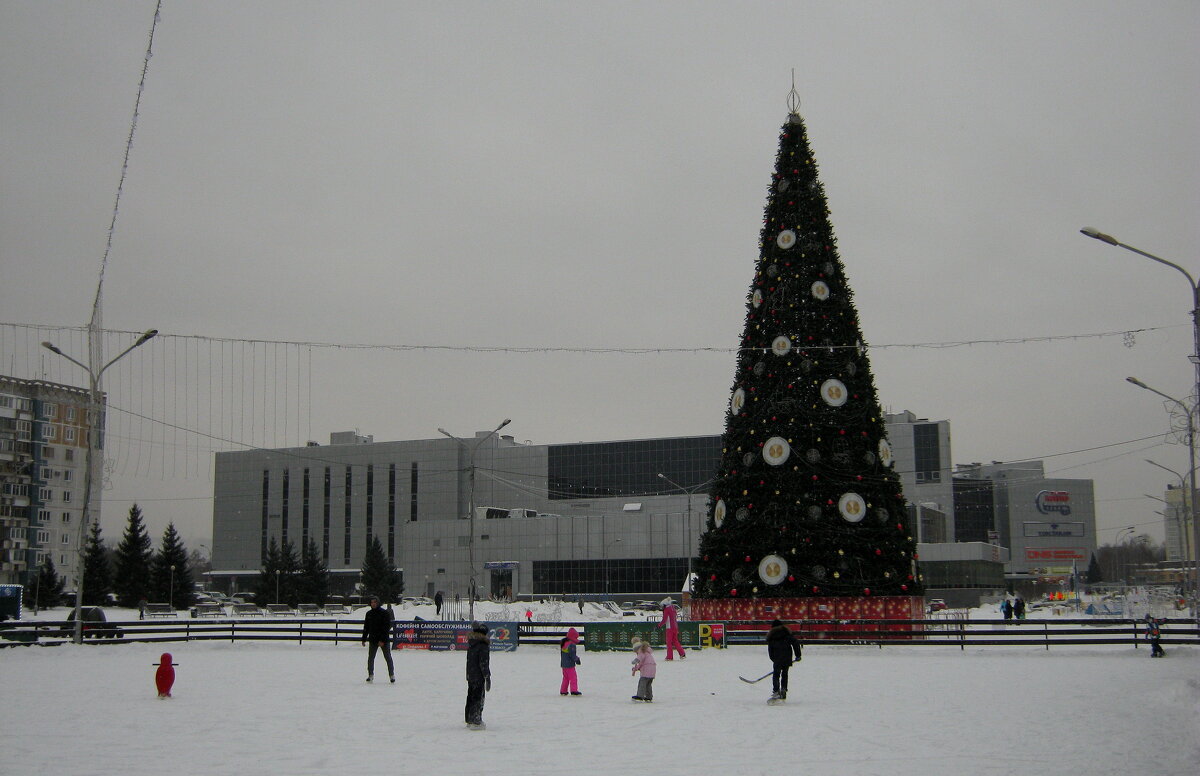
[39,488,53,501]
[42,403,57,418]
[66,407,76,421]
[913,424,941,483]
[64,427,76,443]
[547,437,721,500]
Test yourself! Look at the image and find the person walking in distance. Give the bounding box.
[361,596,395,683]
[559,627,582,695]
[766,619,803,704]
[465,622,491,729]
[434,590,443,616]
[656,599,686,660]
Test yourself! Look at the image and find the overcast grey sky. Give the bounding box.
[2,1,1198,552]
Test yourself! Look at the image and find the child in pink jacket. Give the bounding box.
[631,637,656,702]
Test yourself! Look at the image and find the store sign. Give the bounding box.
[392,620,519,652]
[1023,521,1085,538]
[1024,547,1087,562]
[1034,490,1072,516]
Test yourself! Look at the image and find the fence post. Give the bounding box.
[298,621,303,645]
[230,621,235,643]
[1044,622,1049,651]
[334,619,339,646]
[960,618,966,651]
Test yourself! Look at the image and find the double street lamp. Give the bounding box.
[656,473,713,593]
[438,419,511,623]
[1127,375,1198,603]
[1084,227,1200,600]
[42,328,157,643]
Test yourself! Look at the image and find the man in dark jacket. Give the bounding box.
[361,596,395,683]
[465,622,491,729]
[766,619,803,702]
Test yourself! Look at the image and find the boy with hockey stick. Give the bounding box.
[766,619,803,704]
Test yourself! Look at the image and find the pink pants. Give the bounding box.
[560,667,579,694]
[664,630,686,660]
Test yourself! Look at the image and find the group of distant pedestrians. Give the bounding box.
[1000,597,1026,620]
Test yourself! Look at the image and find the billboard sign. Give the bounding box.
[1034,490,1072,516]
[392,620,519,652]
[1022,522,1085,538]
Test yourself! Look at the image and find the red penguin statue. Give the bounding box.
[154,653,178,698]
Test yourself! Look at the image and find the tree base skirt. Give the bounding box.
[690,596,924,626]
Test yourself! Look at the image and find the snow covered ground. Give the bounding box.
[2,626,1196,775]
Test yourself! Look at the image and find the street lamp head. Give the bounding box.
[40,341,62,355]
[1126,376,1147,388]
[136,329,159,346]
[1080,227,1119,245]
[499,418,512,429]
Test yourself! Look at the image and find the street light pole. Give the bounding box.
[1144,459,1195,583]
[604,538,622,599]
[1116,526,1136,587]
[1086,227,1200,601]
[42,328,157,644]
[1128,376,1198,603]
[656,473,713,594]
[438,419,511,624]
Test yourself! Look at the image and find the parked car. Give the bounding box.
[61,607,123,639]
[229,594,256,605]
[401,596,434,606]
[927,598,948,612]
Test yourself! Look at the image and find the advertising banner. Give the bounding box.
[583,621,725,651]
[393,620,519,652]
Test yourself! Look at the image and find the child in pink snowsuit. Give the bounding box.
[631,638,656,702]
[657,600,686,660]
[559,627,582,695]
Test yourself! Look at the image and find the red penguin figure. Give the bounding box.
[154,653,178,698]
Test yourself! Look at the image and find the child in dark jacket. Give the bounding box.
[465,622,491,729]
[559,626,582,695]
[766,619,803,702]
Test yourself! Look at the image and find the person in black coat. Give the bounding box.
[465,622,491,729]
[766,619,803,701]
[361,596,395,683]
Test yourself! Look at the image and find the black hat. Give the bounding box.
[472,622,488,634]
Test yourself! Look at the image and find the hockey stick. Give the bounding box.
[739,672,772,684]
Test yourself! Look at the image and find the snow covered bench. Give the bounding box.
[265,604,294,616]
[231,603,263,616]
[323,604,350,615]
[191,603,225,618]
[296,604,323,616]
[142,603,175,618]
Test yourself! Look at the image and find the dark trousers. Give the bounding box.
[1150,637,1165,657]
[367,641,394,677]
[772,664,790,696]
[465,680,486,724]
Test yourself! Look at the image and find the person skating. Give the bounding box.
[559,627,582,695]
[766,619,803,703]
[656,599,686,660]
[1146,615,1165,657]
[631,637,656,702]
[465,622,491,729]
[361,595,395,683]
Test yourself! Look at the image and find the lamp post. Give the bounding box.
[604,538,622,599]
[1116,525,1136,587]
[438,419,511,623]
[656,473,713,594]
[1128,375,1198,602]
[169,564,176,610]
[1144,459,1195,581]
[42,328,157,643]
[1086,227,1200,599]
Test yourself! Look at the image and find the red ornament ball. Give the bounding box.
[787,575,795,582]
[863,588,871,595]
[709,574,716,581]
[811,586,820,594]
[744,555,752,563]
[875,549,882,555]
[730,589,738,596]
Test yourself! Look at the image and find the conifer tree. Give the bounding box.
[360,535,402,603]
[255,537,284,605]
[1085,553,1104,585]
[694,98,923,602]
[150,523,193,608]
[113,504,153,608]
[277,538,301,607]
[26,556,66,611]
[297,539,329,605]
[81,521,113,606]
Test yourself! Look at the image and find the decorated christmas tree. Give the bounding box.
[692,92,923,618]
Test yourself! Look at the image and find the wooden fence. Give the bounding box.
[1,616,1197,650]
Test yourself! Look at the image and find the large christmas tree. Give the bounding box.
[692,97,923,617]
